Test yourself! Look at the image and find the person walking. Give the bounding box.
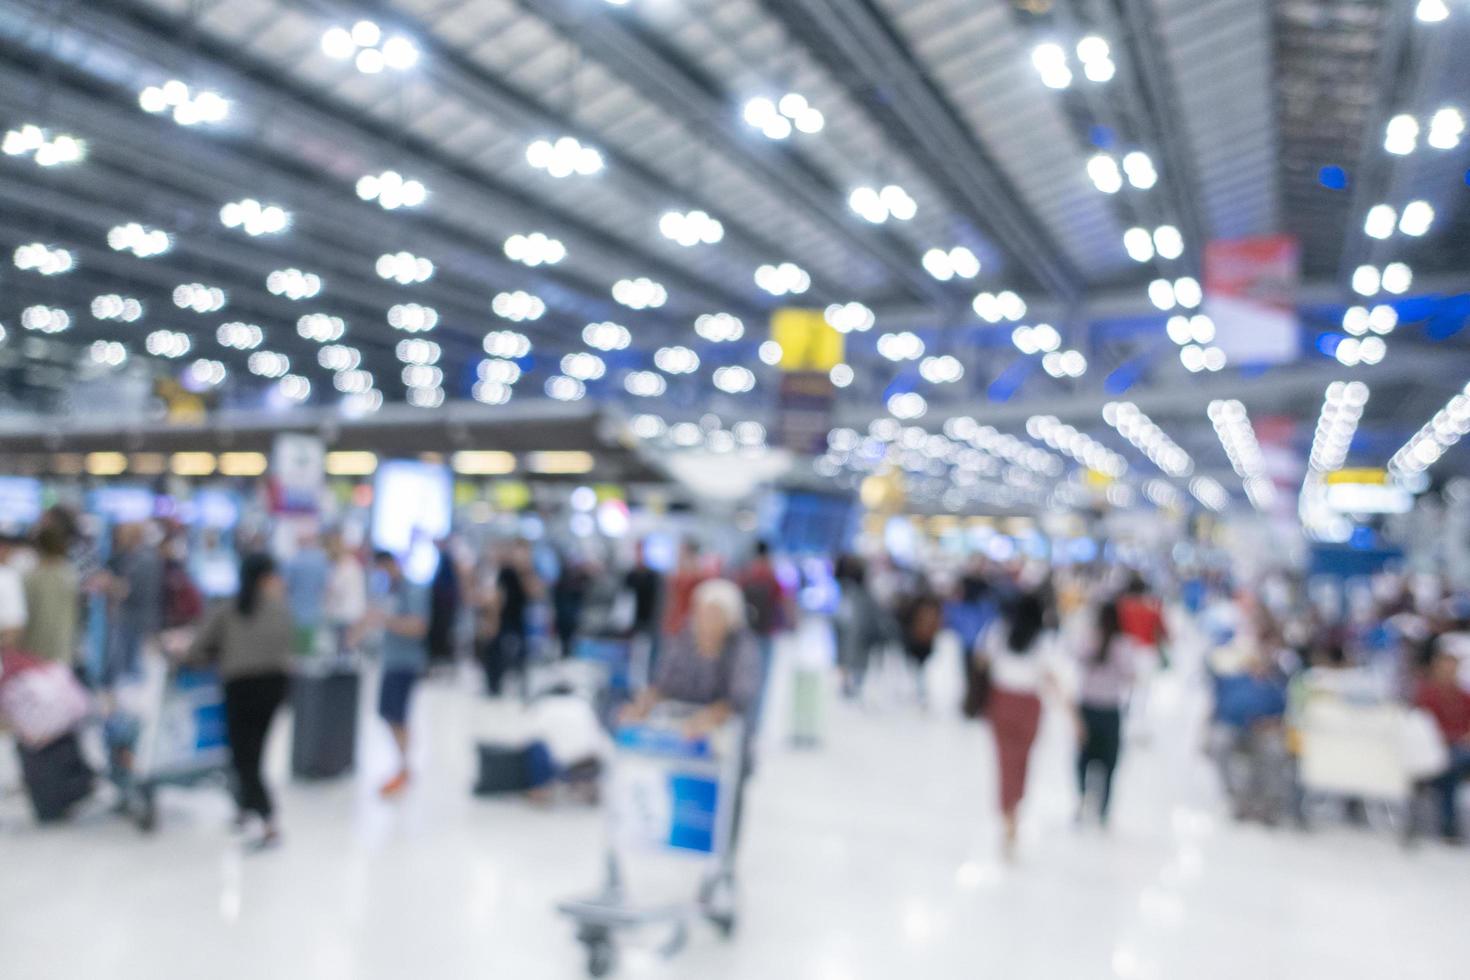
[739,541,790,722]
[660,539,708,639]
[482,540,535,697]
[367,551,429,797]
[22,525,80,668]
[104,523,164,686]
[833,555,882,700]
[189,554,293,851]
[1074,598,1136,827]
[974,591,1058,859]
[426,538,462,670]
[323,532,367,654]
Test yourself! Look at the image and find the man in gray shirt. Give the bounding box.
[366,551,428,798]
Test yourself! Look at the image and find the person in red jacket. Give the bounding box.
[1416,647,1470,841]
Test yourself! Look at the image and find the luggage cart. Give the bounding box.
[559,706,744,977]
[108,661,232,832]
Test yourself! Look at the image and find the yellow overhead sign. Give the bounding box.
[771,308,844,372]
[1324,468,1388,485]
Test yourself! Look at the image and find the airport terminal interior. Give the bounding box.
[2,0,1470,977]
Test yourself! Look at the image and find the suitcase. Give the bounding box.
[290,669,359,779]
[17,731,95,822]
[790,668,822,748]
[473,742,555,795]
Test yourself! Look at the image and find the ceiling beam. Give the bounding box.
[516,0,953,307]
[761,0,1086,303]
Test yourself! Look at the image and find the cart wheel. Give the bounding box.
[586,939,617,978]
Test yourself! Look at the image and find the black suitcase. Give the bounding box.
[290,669,359,779]
[17,731,94,823]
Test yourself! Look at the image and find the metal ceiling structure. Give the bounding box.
[1,0,1468,512]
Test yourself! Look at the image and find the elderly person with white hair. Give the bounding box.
[622,577,763,740]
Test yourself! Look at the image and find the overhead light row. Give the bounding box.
[1307,380,1370,473]
[1027,415,1127,477]
[1041,349,1088,379]
[973,290,1027,323]
[483,330,532,358]
[504,232,565,266]
[849,184,917,224]
[1351,262,1412,297]
[877,331,925,362]
[1207,399,1277,511]
[21,305,70,334]
[659,210,724,247]
[713,365,756,394]
[376,250,433,284]
[297,313,346,343]
[526,136,603,178]
[491,291,545,322]
[266,268,322,299]
[887,392,927,420]
[1389,380,1470,477]
[1031,36,1115,88]
[89,341,128,368]
[388,303,437,333]
[1103,401,1192,477]
[145,330,191,358]
[1189,477,1229,513]
[1148,276,1202,311]
[825,302,875,334]
[173,283,227,313]
[919,354,964,384]
[220,198,289,236]
[478,357,522,385]
[755,262,811,296]
[612,276,667,309]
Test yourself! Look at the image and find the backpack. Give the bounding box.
[743,576,782,636]
[162,560,204,629]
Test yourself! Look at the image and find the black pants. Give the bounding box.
[1077,705,1123,821]
[223,672,288,821]
[480,629,526,697]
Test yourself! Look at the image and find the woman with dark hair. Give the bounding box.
[190,553,293,850]
[1075,598,1136,827]
[974,591,1058,858]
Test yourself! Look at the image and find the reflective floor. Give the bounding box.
[3,618,1468,979]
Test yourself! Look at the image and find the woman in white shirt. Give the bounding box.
[975,591,1057,857]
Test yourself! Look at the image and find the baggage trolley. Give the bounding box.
[109,660,232,832]
[559,706,744,977]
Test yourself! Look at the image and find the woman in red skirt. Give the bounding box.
[975,591,1058,859]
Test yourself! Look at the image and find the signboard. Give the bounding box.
[771,308,844,372]
[0,477,42,532]
[371,460,452,584]
[775,372,835,454]
[270,433,325,514]
[1203,234,1301,365]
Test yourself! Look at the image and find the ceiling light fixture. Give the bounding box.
[322,22,419,73]
[356,170,427,209]
[526,136,603,177]
[504,232,566,266]
[139,81,228,126]
[107,222,170,258]
[220,198,289,236]
[659,210,724,247]
[375,250,433,284]
[743,93,823,139]
[2,125,84,166]
[755,262,810,296]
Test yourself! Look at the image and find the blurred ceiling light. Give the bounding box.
[526,136,603,177]
[1385,114,1419,155]
[139,81,228,126]
[170,452,218,477]
[375,250,433,284]
[743,94,823,138]
[297,313,346,343]
[659,209,724,247]
[321,23,418,73]
[85,452,128,477]
[611,277,667,309]
[266,268,321,299]
[91,295,143,323]
[452,451,517,475]
[922,246,980,281]
[1398,200,1434,236]
[356,170,427,209]
[220,198,289,236]
[2,124,85,166]
[584,320,633,350]
[14,242,74,276]
[849,184,917,223]
[504,232,566,266]
[1416,0,1450,22]
[1031,43,1072,89]
[1428,107,1464,149]
[694,313,743,342]
[1364,203,1397,239]
[491,291,545,322]
[22,305,70,334]
[754,262,810,296]
[219,452,268,477]
[528,451,595,475]
[107,222,170,257]
[325,451,378,476]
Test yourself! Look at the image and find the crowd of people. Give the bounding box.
[3,503,1469,862]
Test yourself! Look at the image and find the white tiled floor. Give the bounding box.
[3,618,1468,980]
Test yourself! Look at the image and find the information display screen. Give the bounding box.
[371,460,452,584]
